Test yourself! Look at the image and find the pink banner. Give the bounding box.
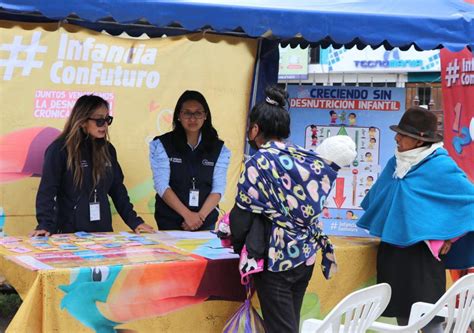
[440,48,474,181]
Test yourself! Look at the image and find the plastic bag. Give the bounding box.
[222,285,265,333]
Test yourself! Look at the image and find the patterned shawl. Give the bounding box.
[236,141,339,279]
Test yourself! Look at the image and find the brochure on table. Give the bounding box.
[287,84,405,237]
[1,231,238,270]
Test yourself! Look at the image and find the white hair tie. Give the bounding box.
[265,96,279,106]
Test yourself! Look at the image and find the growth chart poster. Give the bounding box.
[288,85,405,237]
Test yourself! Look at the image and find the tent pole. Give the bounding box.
[244,38,263,158]
[250,38,263,112]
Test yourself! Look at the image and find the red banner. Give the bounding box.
[440,48,474,181]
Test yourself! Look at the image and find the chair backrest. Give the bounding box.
[315,283,392,333]
[408,273,474,333]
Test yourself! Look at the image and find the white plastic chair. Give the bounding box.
[301,283,391,333]
[369,273,474,333]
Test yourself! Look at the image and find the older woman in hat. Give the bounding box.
[357,106,474,333]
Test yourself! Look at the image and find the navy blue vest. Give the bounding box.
[154,132,224,230]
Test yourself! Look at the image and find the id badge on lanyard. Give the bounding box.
[90,189,101,221]
[189,177,200,207]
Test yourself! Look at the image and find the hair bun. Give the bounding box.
[265,86,288,107]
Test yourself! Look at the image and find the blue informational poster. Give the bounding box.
[287,85,406,237]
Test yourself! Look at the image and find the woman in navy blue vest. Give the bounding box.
[149,90,231,231]
[32,95,155,236]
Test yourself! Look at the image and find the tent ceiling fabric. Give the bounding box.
[1,0,473,51]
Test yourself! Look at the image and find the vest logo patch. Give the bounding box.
[80,160,88,168]
[202,159,215,167]
[170,157,182,163]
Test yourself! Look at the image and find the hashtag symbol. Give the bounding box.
[0,31,47,80]
[445,59,460,87]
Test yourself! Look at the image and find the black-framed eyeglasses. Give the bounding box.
[180,111,206,120]
[88,116,113,127]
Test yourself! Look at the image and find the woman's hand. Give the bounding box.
[439,240,452,255]
[29,229,51,237]
[182,211,203,231]
[134,223,155,234]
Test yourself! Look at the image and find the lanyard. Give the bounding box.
[186,149,199,186]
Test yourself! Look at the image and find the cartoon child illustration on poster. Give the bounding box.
[322,207,331,218]
[348,113,357,126]
[368,137,376,149]
[346,210,358,220]
[368,126,377,139]
[329,110,338,124]
[366,175,374,188]
[365,152,373,162]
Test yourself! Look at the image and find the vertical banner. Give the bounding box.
[440,48,474,181]
[0,22,257,235]
[288,85,405,236]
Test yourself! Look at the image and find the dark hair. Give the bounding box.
[249,86,290,140]
[349,113,356,117]
[171,90,219,153]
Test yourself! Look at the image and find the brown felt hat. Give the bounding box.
[390,107,443,143]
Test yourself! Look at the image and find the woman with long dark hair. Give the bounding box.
[229,86,357,333]
[32,95,154,236]
[149,90,230,231]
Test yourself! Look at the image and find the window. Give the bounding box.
[405,83,444,132]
